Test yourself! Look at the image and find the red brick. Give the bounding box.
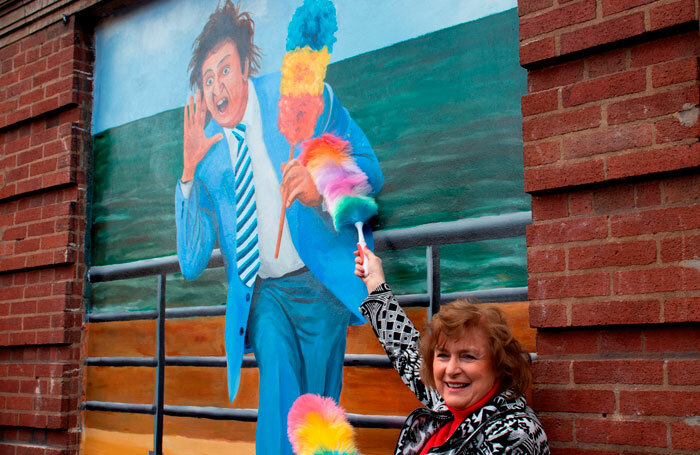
[532,194,568,220]
[523,141,560,167]
[529,61,585,92]
[592,185,635,213]
[31,97,60,117]
[620,143,700,184]
[14,238,40,255]
[665,297,700,322]
[531,272,609,299]
[655,114,700,144]
[668,359,700,385]
[40,233,71,250]
[562,123,652,158]
[645,326,700,352]
[574,359,663,384]
[532,360,570,384]
[660,234,700,263]
[521,89,558,117]
[569,191,592,215]
[525,159,605,191]
[602,0,655,16]
[533,388,614,413]
[587,49,628,78]
[615,265,700,294]
[560,13,646,56]
[32,67,61,87]
[563,69,646,107]
[523,105,601,141]
[662,174,700,204]
[520,37,555,66]
[528,248,566,273]
[576,418,667,447]
[608,85,700,125]
[653,56,699,88]
[29,158,58,176]
[2,225,26,241]
[538,417,573,442]
[611,204,700,237]
[672,422,700,450]
[44,77,73,99]
[527,216,608,246]
[529,302,567,327]
[650,0,697,31]
[518,0,554,17]
[18,88,43,106]
[572,299,661,326]
[620,390,700,416]
[519,0,596,41]
[569,240,656,270]
[538,329,598,354]
[634,181,661,207]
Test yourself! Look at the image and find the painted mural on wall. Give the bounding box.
[90,0,526,450]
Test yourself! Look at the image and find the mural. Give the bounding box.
[89,0,527,453]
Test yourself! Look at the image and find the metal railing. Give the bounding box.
[83,211,532,454]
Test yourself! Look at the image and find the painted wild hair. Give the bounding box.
[419,299,532,398]
[188,0,263,92]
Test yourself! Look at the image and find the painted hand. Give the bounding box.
[182,90,223,182]
[354,247,386,294]
[280,159,322,208]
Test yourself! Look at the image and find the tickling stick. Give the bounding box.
[274,0,336,258]
[355,222,367,277]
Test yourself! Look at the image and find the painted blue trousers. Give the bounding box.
[248,268,351,455]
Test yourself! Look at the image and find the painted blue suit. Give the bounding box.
[175,72,383,452]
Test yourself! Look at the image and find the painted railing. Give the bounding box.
[82,211,532,455]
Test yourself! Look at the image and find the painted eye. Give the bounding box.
[206,76,213,86]
[222,66,230,75]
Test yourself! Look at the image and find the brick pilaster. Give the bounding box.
[0,16,92,455]
[520,1,700,453]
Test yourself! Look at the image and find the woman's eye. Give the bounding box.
[461,354,476,361]
[436,353,448,359]
[206,77,213,86]
[222,66,230,75]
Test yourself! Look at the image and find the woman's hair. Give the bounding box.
[419,299,532,398]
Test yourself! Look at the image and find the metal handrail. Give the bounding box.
[84,211,532,450]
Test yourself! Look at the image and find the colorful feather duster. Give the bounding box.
[287,394,359,455]
[299,134,378,274]
[276,0,338,259]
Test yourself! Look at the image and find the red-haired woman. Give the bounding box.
[354,248,549,455]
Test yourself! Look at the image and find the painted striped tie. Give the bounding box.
[232,124,260,288]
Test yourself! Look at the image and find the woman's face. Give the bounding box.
[432,326,497,411]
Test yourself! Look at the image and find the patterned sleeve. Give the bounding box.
[360,283,443,409]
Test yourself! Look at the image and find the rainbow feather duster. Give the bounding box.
[299,134,377,232]
[287,394,359,455]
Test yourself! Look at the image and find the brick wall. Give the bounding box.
[520,0,700,453]
[0,15,92,455]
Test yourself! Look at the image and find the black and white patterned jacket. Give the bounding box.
[360,283,550,455]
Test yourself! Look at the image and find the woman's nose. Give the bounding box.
[445,356,460,375]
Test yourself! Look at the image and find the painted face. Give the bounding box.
[432,326,497,411]
[201,40,249,128]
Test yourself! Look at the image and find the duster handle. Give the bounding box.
[355,221,367,277]
[275,144,296,259]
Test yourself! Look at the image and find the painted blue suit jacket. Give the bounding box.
[175,73,383,400]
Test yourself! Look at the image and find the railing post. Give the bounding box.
[426,245,440,319]
[150,274,166,455]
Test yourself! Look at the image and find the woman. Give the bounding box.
[354,248,549,455]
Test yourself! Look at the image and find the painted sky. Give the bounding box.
[92,0,517,134]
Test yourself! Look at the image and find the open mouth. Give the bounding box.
[216,97,229,113]
[445,382,469,389]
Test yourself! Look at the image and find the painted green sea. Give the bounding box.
[89,8,528,313]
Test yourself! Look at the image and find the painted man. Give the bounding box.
[174,2,383,454]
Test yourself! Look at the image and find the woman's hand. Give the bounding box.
[354,246,386,294]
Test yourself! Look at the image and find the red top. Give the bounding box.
[419,381,501,455]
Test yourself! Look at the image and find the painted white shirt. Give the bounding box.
[180,82,304,278]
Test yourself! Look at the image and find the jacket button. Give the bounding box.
[245,293,250,301]
[239,327,244,335]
